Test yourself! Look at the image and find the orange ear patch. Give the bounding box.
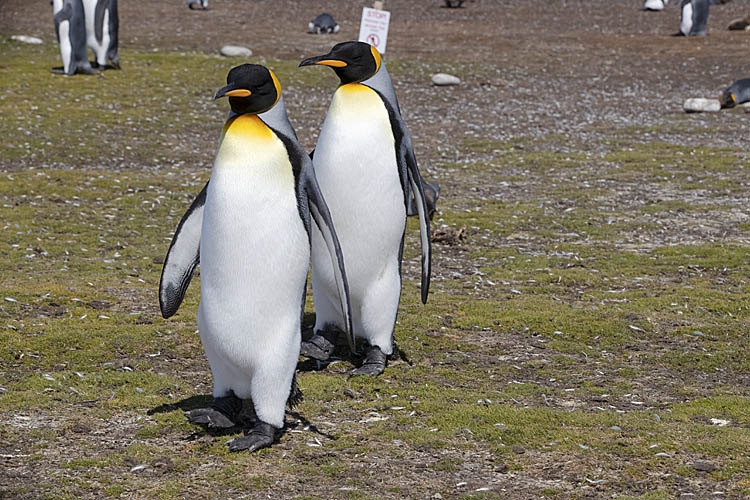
[269,69,282,107]
[370,45,382,73]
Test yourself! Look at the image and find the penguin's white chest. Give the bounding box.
[199,115,308,357]
[312,83,405,290]
[315,83,402,214]
[681,2,693,35]
[82,0,110,63]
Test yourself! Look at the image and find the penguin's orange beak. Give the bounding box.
[299,55,348,68]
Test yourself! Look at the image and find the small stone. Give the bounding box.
[511,445,525,454]
[609,425,622,431]
[220,45,252,58]
[709,418,729,427]
[694,461,717,472]
[71,423,91,434]
[343,387,357,399]
[432,73,461,86]
[11,35,43,44]
[683,98,720,113]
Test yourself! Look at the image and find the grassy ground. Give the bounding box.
[1,13,750,500]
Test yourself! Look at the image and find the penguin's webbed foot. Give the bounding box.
[186,408,236,428]
[350,345,387,377]
[228,421,277,452]
[186,393,242,428]
[300,330,338,361]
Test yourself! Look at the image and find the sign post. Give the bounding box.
[358,7,391,53]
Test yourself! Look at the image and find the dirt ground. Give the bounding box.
[1,1,749,499]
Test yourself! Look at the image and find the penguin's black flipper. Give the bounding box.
[158,181,207,318]
[404,146,432,304]
[302,168,356,355]
[372,89,432,304]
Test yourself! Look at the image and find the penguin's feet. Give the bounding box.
[228,421,277,452]
[186,408,236,428]
[351,345,387,377]
[300,330,338,361]
[185,393,242,428]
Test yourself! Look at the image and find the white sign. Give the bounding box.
[358,7,391,53]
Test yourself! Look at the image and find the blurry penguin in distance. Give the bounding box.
[644,0,667,11]
[186,0,208,10]
[676,0,709,36]
[309,13,340,34]
[719,78,750,109]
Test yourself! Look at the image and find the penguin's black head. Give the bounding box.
[214,64,281,115]
[298,41,382,84]
[719,90,736,109]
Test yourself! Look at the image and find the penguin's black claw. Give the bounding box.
[50,67,66,74]
[186,393,242,428]
[350,345,387,377]
[300,331,337,361]
[185,408,236,428]
[228,422,276,452]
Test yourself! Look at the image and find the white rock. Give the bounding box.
[683,98,720,113]
[11,35,43,45]
[220,45,252,58]
[432,73,461,86]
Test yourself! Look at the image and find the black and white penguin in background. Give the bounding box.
[51,0,94,75]
[186,0,208,10]
[159,64,354,452]
[677,0,710,36]
[298,42,432,377]
[644,0,668,11]
[720,78,750,108]
[82,0,119,69]
[309,13,340,34]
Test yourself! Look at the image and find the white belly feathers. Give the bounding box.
[199,115,308,367]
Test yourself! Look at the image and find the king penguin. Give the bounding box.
[51,0,94,75]
[298,41,432,376]
[720,78,750,109]
[677,0,710,36]
[158,64,354,452]
[81,0,119,70]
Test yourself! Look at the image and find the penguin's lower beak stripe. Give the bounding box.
[730,93,736,103]
[214,84,252,100]
[299,56,347,68]
[225,89,252,98]
[315,60,347,68]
